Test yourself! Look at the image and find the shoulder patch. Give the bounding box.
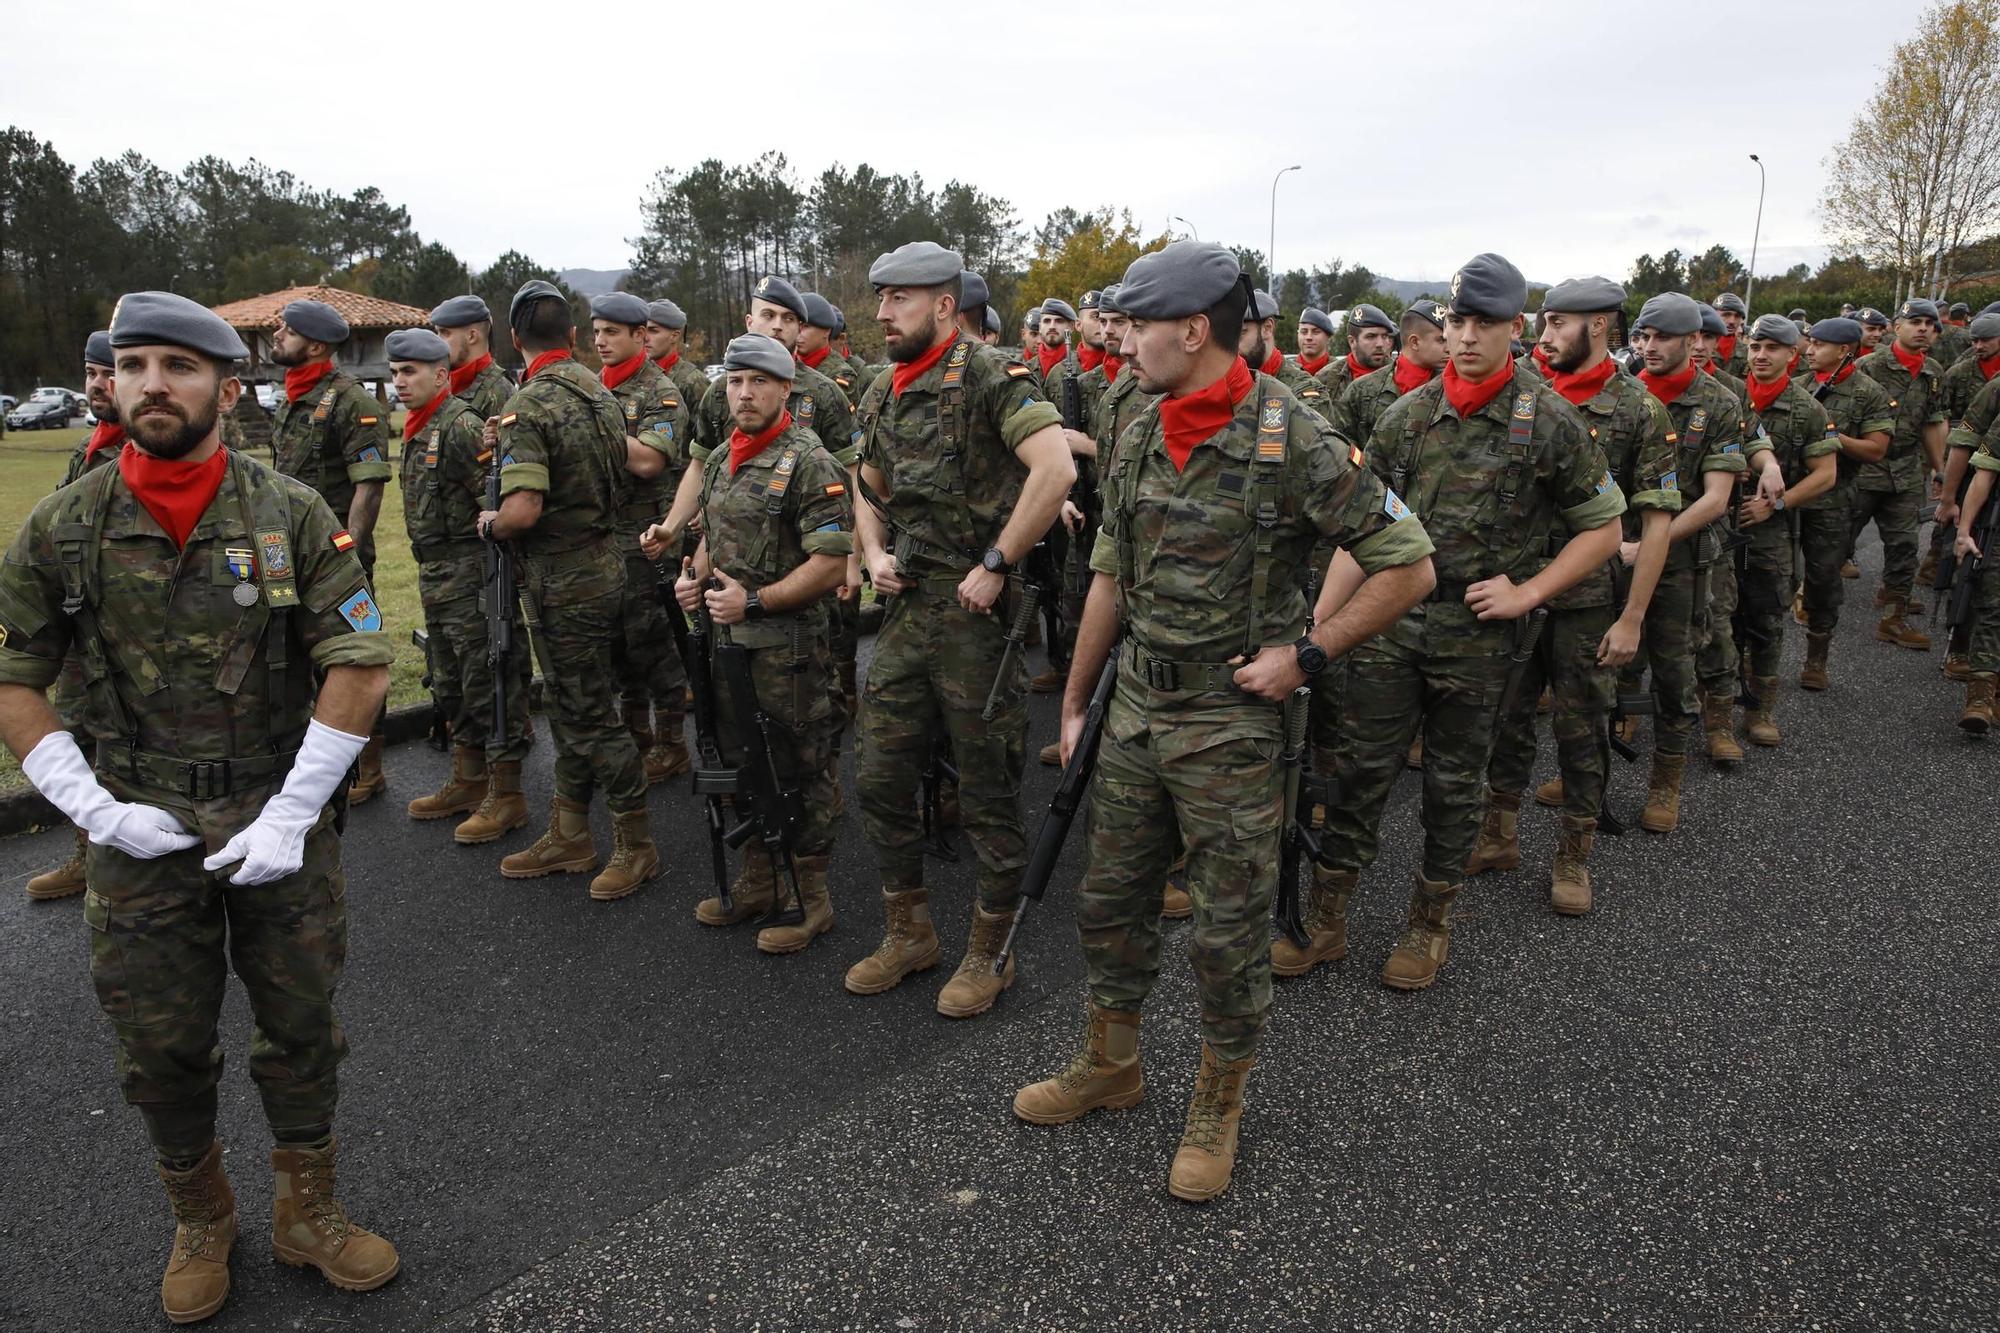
[1383,489,1412,521]
[824,481,846,497]
[358,415,379,426]
[331,529,355,553]
[1004,363,1032,379]
[337,589,383,632]
[356,445,384,463]
[500,413,518,426]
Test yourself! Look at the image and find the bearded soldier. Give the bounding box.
[1853,298,1948,652]
[1315,303,1395,396]
[1713,293,1751,377]
[430,294,515,421]
[1333,300,1448,450]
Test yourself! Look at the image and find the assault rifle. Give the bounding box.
[410,629,450,750]
[1273,686,1330,948]
[1947,494,1998,636]
[921,733,959,862]
[481,441,516,743]
[664,566,735,913]
[1601,688,1658,835]
[983,576,1040,722]
[1725,471,1765,708]
[714,611,808,927]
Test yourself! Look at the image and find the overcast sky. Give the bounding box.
[11,0,1907,289]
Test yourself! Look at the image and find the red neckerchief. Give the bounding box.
[1103,353,1125,382]
[800,345,832,370]
[1980,352,2000,381]
[1036,341,1066,376]
[1815,362,1857,387]
[729,410,793,475]
[1746,374,1789,414]
[404,386,449,442]
[1392,355,1437,396]
[1345,352,1371,381]
[448,352,493,396]
[1258,346,1283,376]
[653,351,681,374]
[1156,357,1253,472]
[284,359,335,403]
[1889,341,1926,377]
[891,330,957,399]
[524,349,572,382]
[1442,359,1515,417]
[85,421,126,459]
[600,352,645,391]
[118,441,226,549]
[1717,334,1738,362]
[1078,345,1104,373]
[1545,356,1618,406]
[1639,362,1699,405]
[1297,352,1330,375]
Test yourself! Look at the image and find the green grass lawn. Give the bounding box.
[0,420,426,792]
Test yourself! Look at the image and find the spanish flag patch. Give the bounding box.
[824,482,846,497]
[1004,363,1032,378]
[331,530,356,553]
[358,415,379,426]
[500,413,518,426]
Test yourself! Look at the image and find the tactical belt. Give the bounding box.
[96,740,297,800]
[524,535,611,572]
[1425,579,1472,604]
[1126,642,1240,694]
[412,539,484,563]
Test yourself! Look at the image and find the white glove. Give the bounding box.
[21,731,201,860]
[202,719,368,886]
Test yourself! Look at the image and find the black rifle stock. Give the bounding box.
[982,577,1040,722]
[1949,497,1998,634]
[410,629,450,750]
[481,444,516,744]
[1273,686,1325,948]
[664,569,735,913]
[713,604,808,927]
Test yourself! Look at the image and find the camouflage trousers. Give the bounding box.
[1321,617,1511,884]
[612,548,687,734]
[718,634,837,855]
[1695,554,1743,699]
[1486,602,1615,820]
[1967,554,2000,675]
[422,558,530,760]
[523,543,647,815]
[1617,558,1700,756]
[1849,486,1922,607]
[84,820,348,1164]
[1799,502,1852,634]
[1735,518,1796,679]
[857,580,1027,909]
[826,592,859,757]
[1077,680,1281,1063]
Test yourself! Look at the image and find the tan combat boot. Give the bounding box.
[1745,677,1782,747]
[843,884,941,994]
[1012,1004,1144,1125]
[1701,692,1744,765]
[455,759,528,845]
[1534,774,1566,808]
[1944,652,1971,682]
[1167,1043,1255,1203]
[1640,752,1686,833]
[157,1142,235,1324]
[1875,597,1932,650]
[937,902,1016,1018]
[1800,631,1832,691]
[1841,559,1860,579]
[698,845,776,925]
[499,796,597,878]
[644,708,690,784]
[406,745,486,820]
[1161,877,1193,920]
[346,736,387,806]
[1037,741,1061,766]
[1381,875,1457,991]
[1030,668,1064,693]
[1918,547,1939,586]
[1550,814,1595,916]
[1792,588,1808,626]
[1464,788,1521,875]
[270,1139,399,1293]
[1271,866,1354,978]
[1961,673,1997,735]
[757,854,834,953]
[590,809,659,901]
[1406,735,1424,769]
[26,823,88,901]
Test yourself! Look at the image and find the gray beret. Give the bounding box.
[1857,307,1889,326]
[1249,290,1280,322]
[1099,283,1124,316]
[1948,301,1970,317]
[800,292,838,329]
[1789,308,1809,320]
[1981,302,2000,318]
[84,329,114,367]
[1348,303,1395,332]
[1447,253,1529,319]
[509,279,566,327]
[645,298,686,330]
[831,307,847,334]
[959,270,990,310]
[746,275,805,320]
[722,333,795,380]
[281,298,348,344]
[429,294,491,328]
[1968,312,2000,339]
[1542,276,1626,313]
[1403,299,1447,330]
[1747,313,1800,346]
[385,328,452,363]
[1895,297,1940,322]
[1299,307,1335,334]
[1633,292,1703,336]
[590,292,650,326]
[1808,317,1864,345]
[110,291,249,361]
[1713,292,1749,316]
[1079,289,1103,311]
[1023,304,1044,328]
[984,307,1002,334]
[1042,299,1080,323]
[1695,302,1727,335]
[868,240,964,289]
[1115,241,1242,321]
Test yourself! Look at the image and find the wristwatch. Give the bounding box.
[1294,634,1328,676]
[743,589,765,621]
[981,546,1011,575]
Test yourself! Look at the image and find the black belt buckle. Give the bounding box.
[1143,655,1178,691]
[183,759,230,800]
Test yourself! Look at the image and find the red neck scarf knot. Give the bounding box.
[1746,374,1789,414]
[1078,345,1105,373]
[890,331,957,399]
[118,442,226,549]
[404,386,450,442]
[85,421,126,459]
[1545,356,1617,406]
[284,359,335,403]
[448,352,493,396]
[729,410,793,475]
[1442,359,1516,418]
[1297,352,1331,375]
[800,345,832,371]
[600,352,646,391]
[524,349,572,383]
[654,351,681,373]
[1889,341,1926,377]
[1156,358,1253,472]
[1639,362,1699,405]
[1392,355,1438,396]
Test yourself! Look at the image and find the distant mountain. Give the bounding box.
[559,268,630,297]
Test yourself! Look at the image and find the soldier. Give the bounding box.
[1693,302,1751,411]
[1936,301,1973,368]
[1292,306,1335,377]
[430,294,515,421]
[670,334,852,946]
[802,290,870,734]
[590,292,692,785]
[847,240,1074,1015]
[1795,317,1894,690]
[1076,289,1107,374]
[643,296,714,407]
[956,270,993,344]
[388,328,533,844]
[1933,312,2000,678]
[800,291,866,405]
[480,280,658,899]
[1857,307,1889,352]
[0,292,399,1322]
[1713,292,1751,377]
[1852,297,1947,652]
[1012,240,1435,1202]
[1467,277,1677,914]
[1289,253,1624,991]
[1018,304,1043,361]
[690,276,856,462]
[1033,298,1079,384]
[267,298,394,803]
[1950,412,2000,730]
[1037,295,1111,692]
[982,307,1002,344]
[1333,299,1448,449]
[1244,290,1331,420]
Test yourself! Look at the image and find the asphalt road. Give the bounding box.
[1,537,1994,1332]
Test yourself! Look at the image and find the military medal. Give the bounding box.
[226,547,259,606]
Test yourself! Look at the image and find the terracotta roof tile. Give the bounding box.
[210,284,433,332]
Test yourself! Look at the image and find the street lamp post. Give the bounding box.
[1745,154,1766,313]
[1171,214,1199,241]
[1268,164,1301,287]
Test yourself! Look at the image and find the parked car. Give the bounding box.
[0,394,18,412]
[6,398,76,430]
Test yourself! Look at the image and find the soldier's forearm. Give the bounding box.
[1522,520,1621,608]
[1314,555,1434,660]
[992,428,1077,564]
[1787,456,1838,510]
[1063,576,1120,719]
[313,664,388,736]
[1962,472,1996,537]
[754,554,846,615]
[1670,472,1734,540]
[346,482,384,543]
[1923,423,1948,478]
[0,683,61,765]
[1314,548,1367,624]
[1620,510,1673,625]
[1942,447,1971,500]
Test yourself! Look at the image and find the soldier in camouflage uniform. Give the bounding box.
[1292,254,1624,992]
[1933,313,2000,678]
[266,298,395,803]
[1333,300,1448,450]
[643,296,715,408]
[1033,299,1110,692]
[1013,242,1435,1203]
[1694,303,1752,412]
[1315,303,1396,397]
[590,292,692,784]
[1936,302,1973,369]
[482,281,657,900]
[846,241,1074,1017]
[1852,298,1949,651]
[1795,317,1896,691]
[1244,290,1334,421]
[800,292,868,405]
[1466,277,1678,915]
[1713,293,1751,378]
[431,294,517,421]
[672,334,853,953]
[1029,298,1077,387]
[802,291,872,738]
[387,330,531,843]
[1950,408,2000,730]
[0,293,399,1322]
[690,278,856,462]
[1289,305,1336,381]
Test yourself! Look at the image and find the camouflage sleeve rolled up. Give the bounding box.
[1799,398,1840,460]
[1627,393,1682,513]
[1695,384,1749,475]
[284,482,395,671]
[335,383,393,485]
[495,396,554,497]
[793,448,855,558]
[1973,417,2000,474]
[1850,374,1898,439]
[635,389,689,473]
[0,495,73,688]
[1303,425,1434,575]
[976,359,1062,452]
[1948,376,2000,450]
[795,366,858,464]
[1541,404,1628,531]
